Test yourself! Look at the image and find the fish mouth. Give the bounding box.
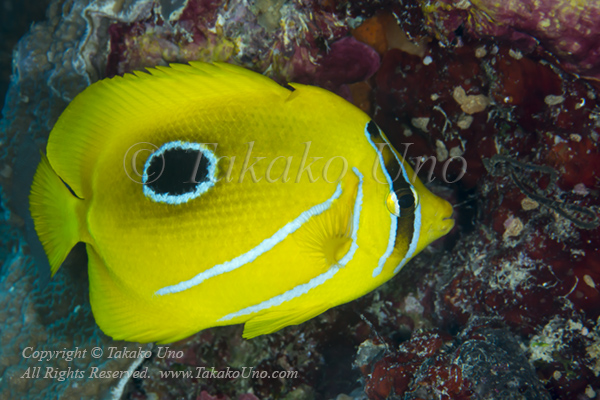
[434,205,455,231]
[441,216,455,233]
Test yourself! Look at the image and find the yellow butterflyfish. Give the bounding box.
[29,62,454,343]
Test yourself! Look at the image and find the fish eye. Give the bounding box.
[386,187,419,217]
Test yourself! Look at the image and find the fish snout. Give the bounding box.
[440,215,455,234]
[432,199,455,235]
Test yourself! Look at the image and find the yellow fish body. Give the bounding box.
[29,62,454,343]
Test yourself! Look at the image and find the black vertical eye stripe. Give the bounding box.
[366,121,415,210]
[366,121,417,252]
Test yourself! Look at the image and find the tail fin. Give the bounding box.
[29,153,82,276]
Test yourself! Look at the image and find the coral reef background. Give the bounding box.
[0,0,50,111]
[1,0,599,399]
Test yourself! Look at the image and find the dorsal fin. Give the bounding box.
[46,62,290,198]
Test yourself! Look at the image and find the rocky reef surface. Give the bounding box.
[0,0,598,399]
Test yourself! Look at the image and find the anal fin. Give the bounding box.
[87,245,188,344]
[242,303,332,339]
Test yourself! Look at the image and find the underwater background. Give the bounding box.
[1,0,599,399]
